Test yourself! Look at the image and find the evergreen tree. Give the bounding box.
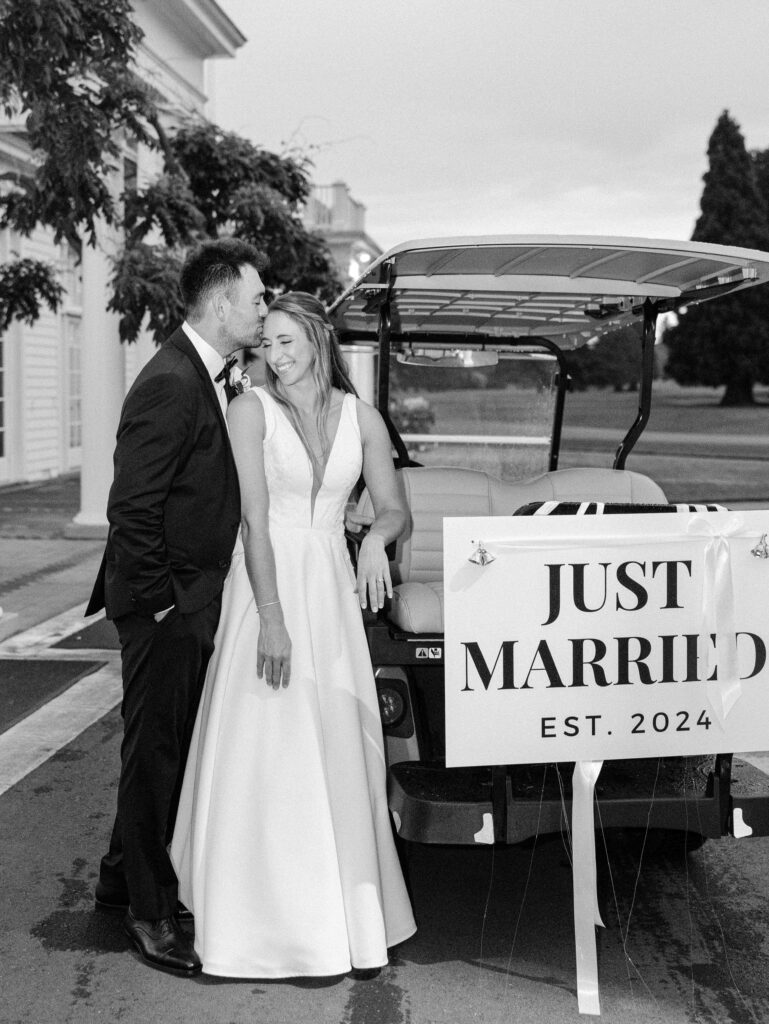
[665,111,769,405]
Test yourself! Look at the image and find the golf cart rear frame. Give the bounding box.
[331,235,769,848]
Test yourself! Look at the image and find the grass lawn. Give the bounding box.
[414,381,769,440]
[402,381,768,503]
[564,381,769,436]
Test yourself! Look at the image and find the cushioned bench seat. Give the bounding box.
[357,466,667,633]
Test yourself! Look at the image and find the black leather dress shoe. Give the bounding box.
[95,887,193,922]
[123,910,202,977]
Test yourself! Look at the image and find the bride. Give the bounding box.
[170,291,416,978]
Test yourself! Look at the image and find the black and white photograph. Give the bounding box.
[2,2,769,1022]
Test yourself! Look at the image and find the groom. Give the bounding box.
[86,237,267,976]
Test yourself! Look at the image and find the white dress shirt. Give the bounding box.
[181,320,228,419]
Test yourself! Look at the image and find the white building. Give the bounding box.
[302,181,382,288]
[0,0,245,536]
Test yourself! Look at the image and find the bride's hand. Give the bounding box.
[355,533,392,612]
[257,608,291,689]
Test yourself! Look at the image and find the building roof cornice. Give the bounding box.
[137,41,208,109]
[140,0,246,58]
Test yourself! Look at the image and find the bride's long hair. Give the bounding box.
[264,292,358,463]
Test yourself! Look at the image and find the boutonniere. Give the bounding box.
[229,364,251,395]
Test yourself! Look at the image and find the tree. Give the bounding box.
[664,111,769,405]
[566,325,645,392]
[109,124,340,344]
[0,0,340,344]
[0,0,157,324]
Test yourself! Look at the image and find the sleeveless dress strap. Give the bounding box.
[344,394,361,443]
[251,387,277,441]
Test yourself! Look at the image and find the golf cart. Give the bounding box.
[330,235,769,850]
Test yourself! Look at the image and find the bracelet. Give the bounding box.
[257,599,281,611]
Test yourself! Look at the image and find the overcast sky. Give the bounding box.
[208,1,769,254]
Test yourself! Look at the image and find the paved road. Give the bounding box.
[3,613,769,1022]
[3,642,769,1024]
[2,449,769,1023]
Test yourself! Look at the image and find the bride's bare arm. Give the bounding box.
[355,399,408,612]
[227,393,291,689]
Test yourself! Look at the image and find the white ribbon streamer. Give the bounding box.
[572,760,604,1016]
[686,513,747,724]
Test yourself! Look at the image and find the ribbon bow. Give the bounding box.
[686,513,747,724]
[214,357,237,384]
[215,358,251,395]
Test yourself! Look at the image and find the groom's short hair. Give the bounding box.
[181,238,267,320]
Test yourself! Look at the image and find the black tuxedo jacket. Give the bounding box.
[86,327,241,620]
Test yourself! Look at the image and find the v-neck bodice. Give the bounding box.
[253,388,362,531]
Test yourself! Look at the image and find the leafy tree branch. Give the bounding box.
[0,0,340,342]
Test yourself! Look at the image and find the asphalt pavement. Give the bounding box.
[1,445,768,1023]
[0,473,104,643]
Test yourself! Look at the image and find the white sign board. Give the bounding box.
[444,511,769,767]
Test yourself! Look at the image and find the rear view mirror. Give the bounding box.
[396,348,499,368]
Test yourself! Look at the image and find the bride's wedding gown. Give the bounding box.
[170,387,416,978]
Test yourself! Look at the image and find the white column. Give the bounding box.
[65,228,125,538]
[344,345,377,406]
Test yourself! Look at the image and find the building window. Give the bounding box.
[65,316,82,450]
[123,153,137,194]
[0,228,7,463]
[0,334,4,459]
[60,242,83,455]
[61,241,83,306]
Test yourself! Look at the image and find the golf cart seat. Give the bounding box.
[357,465,667,633]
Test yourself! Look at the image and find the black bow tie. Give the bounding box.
[214,357,237,384]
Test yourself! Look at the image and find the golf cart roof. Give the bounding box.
[329,235,769,345]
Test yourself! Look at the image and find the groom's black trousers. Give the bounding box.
[99,597,222,920]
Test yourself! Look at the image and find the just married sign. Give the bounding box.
[444,510,769,766]
[444,508,769,1015]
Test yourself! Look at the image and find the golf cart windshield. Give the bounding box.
[331,235,769,473]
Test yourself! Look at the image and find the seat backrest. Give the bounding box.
[358,465,666,584]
